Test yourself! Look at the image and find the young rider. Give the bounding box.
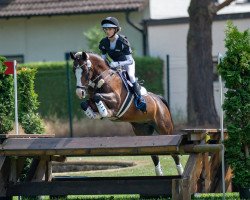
[99,16,142,103]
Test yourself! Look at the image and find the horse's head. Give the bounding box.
[70,51,93,99]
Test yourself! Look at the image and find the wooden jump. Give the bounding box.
[0,134,222,157]
[0,129,230,200]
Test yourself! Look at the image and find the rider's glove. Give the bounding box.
[110,61,120,69]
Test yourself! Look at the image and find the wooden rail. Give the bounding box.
[0,135,222,157]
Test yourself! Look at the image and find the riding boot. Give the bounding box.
[132,82,141,99]
[132,82,146,112]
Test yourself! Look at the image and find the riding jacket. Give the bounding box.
[99,34,132,62]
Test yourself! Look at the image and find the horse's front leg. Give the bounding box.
[80,100,101,119]
[94,92,119,118]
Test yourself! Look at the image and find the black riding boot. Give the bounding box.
[132,82,146,112]
[132,82,141,98]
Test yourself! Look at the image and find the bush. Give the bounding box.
[218,21,250,188]
[84,25,104,53]
[0,57,44,134]
[18,67,44,134]
[0,57,14,134]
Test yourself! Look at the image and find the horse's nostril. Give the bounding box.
[82,90,86,98]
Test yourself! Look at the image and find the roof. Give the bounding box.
[0,0,147,18]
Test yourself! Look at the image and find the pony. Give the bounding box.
[70,51,183,176]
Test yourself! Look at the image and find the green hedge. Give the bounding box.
[218,22,250,188]
[0,58,44,134]
[0,57,14,134]
[21,56,164,119]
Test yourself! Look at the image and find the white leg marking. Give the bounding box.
[176,164,184,175]
[84,107,101,119]
[155,162,163,176]
[95,101,108,117]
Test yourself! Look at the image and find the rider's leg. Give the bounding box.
[126,63,141,98]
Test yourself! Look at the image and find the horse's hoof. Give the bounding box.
[80,101,89,111]
[93,94,101,103]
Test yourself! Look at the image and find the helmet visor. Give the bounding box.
[102,23,118,28]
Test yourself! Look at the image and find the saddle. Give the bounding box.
[116,69,147,114]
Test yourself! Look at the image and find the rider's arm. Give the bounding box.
[118,54,134,66]
[101,54,106,60]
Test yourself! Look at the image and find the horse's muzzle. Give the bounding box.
[76,88,86,99]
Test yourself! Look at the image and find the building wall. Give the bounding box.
[0,12,144,62]
[147,18,250,122]
[149,0,250,19]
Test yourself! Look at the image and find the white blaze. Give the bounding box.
[75,67,83,87]
[75,67,85,99]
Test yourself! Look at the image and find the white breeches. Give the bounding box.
[124,62,136,83]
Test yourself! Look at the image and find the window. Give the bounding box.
[236,0,250,4]
[3,55,24,63]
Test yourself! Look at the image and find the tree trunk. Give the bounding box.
[187,0,219,126]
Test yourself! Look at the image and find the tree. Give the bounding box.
[187,0,235,126]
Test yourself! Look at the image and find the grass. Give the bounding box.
[54,155,186,177]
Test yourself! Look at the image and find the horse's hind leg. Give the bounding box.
[151,155,163,176]
[153,121,183,175]
[131,123,164,176]
[172,154,184,175]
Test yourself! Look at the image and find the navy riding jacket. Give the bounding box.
[99,35,132,62]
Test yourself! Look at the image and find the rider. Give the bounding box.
[99,16,142,103]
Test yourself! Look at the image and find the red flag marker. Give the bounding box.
[3,61,15,75]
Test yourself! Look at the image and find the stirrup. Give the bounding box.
[134,95,146,112]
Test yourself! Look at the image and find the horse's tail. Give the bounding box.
[158,95,174,126]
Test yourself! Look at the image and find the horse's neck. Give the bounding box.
[92,60,109,78]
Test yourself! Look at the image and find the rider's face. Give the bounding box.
[103,27,116,38]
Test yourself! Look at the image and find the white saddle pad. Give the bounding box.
[140,86,148,96]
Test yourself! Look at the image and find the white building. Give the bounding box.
[0,0,149,62]
[145,0,250,122]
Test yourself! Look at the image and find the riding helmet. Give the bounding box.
[101,17,120,28]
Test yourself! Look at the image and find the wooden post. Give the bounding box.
[202,153,210,192]
[172,178,191,200]
[0,156,10,197]
[32,156,51,182]
[9,159,17,185]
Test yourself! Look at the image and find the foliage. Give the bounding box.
[217,21,250,188]
[0,56,14,134]
[19,57,163,120]
[0,57,44,134]
[18,67,45,134]
[84,25,104,53]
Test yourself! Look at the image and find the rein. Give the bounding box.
[76,61,113,90]
[88,69,113,89]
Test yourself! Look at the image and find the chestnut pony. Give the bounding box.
[70,51,183,176]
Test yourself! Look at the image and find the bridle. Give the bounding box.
[74,58,112,90]
[74,58,93,90]
[73,53,115,99]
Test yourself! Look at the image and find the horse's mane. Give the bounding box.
[75,51,109,69]
[75,51,102,60]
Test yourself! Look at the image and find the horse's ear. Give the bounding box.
[70,52,76,60]
[82,51,88,60]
